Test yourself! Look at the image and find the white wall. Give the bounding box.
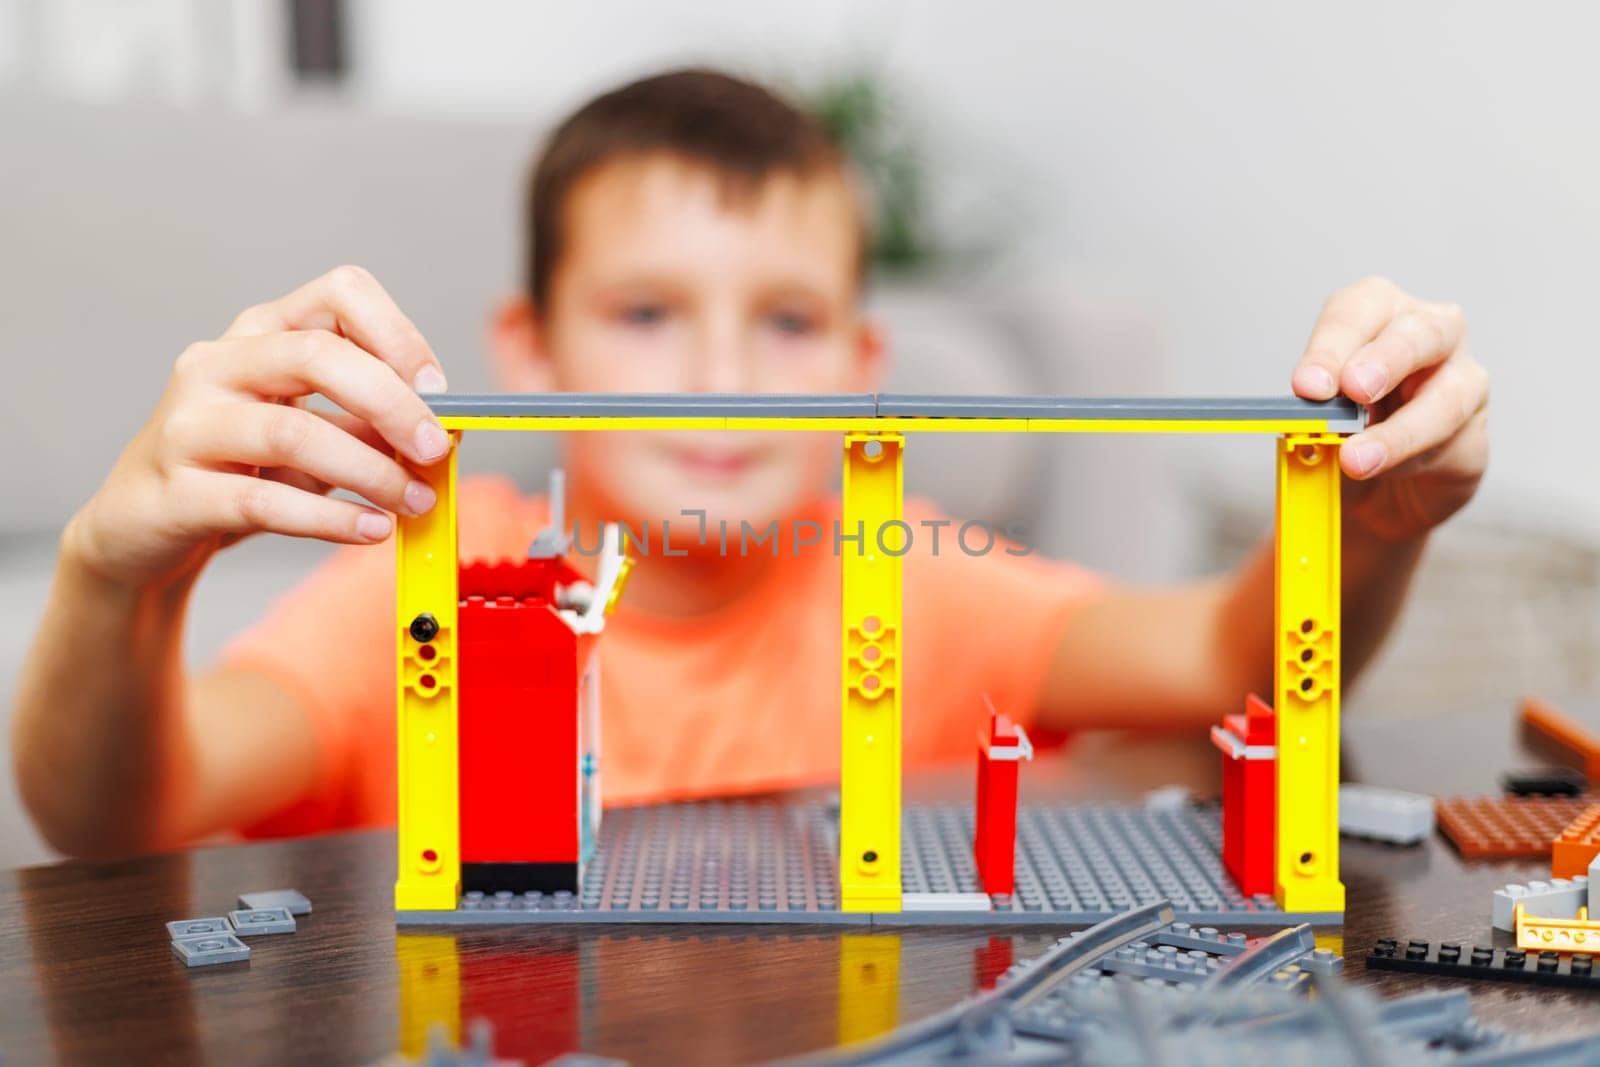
[346,0,1600,531]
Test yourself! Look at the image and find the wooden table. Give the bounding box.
[3,702,1598,1066]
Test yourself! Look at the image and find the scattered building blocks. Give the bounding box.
[1515,902,1600,953]
[1212,693,1275,895]
[1434,794,1594,860]
[1520,695,1600,781]
[1337,783,1433,845]
[1493,878,1589,931]
[1502,767,1588,797]
[1593,854,1600,917]
[1552,805,1600,879]
[397,800,1335,927]
[238,889,312,915]
[396,394,1359,921]
[973,699,1033,895]
[171,932,251,968]
[165,917,232,940]
[767,899,1600,1067]
[1367,937,1600,991]
[229,907,297,935]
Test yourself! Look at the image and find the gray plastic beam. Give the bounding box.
[423,393,879,418]
[421,392,1365,432]
[874,394,1365,432]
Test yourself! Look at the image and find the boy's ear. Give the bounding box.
[486,293,555,392]
[853,319,889,390]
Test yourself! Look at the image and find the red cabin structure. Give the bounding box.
[1211,693,1277,896]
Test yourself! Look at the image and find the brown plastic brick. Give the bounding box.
[1552,805,1600,878]
[1434,794,1595,860]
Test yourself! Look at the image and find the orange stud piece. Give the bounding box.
[1552,805,1600,879]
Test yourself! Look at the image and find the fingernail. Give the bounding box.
[357,512,393,541]
[1297,365,1336,398]
[1344,439,1386,477]
[414,365,449,394]
[1349,362,1388,402]
[404,479,437,516]
[415,421,450,462]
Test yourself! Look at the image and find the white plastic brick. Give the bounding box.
[1338,783,1434,845]
[1591,853,1599,916]
[1492,877,1589,931]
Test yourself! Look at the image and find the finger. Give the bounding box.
[309,406,392,455]
[175,401,437,517]
[183,470,395,545]
[1374,404,1489,484]
[259,466,332,497]
[1340,302,1465,406]
[1340,353,1489,480]
[194,331,449,465]
[259,409,390,495]
[223,264,448,394]
[1293,276,1400,400]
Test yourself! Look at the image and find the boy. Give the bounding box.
[14,70,1488,858]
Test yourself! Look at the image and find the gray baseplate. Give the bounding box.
[397,801,1342,927]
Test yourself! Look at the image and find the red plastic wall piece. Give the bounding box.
[458,559,596,868]
[1215,693,1276,896]
[975,706,1028,896]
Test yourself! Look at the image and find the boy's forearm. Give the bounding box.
[12,522,203,857]
[1041,521,1426,734]
[1210,520,1427,714]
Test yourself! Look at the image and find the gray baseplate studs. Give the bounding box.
[396,801,1343,927]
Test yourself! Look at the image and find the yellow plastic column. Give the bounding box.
[840,432,904,913]
[396,933,461,1055]
[1273,433,1346,912]
[836,933,901,1046]
[395,437,462,912]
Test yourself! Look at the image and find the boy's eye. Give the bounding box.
[619,304,668,326]
[768,310,816,335]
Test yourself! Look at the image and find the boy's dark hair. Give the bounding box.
[526,68,857,309]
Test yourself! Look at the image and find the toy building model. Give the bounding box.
[391,392,1362,922]
[456,473,629,895]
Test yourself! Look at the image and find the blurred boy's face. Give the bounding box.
[492,154,882,533]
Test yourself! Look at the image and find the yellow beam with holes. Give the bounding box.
[395,436,462,912]
[1274,433,1345,913]
[840,432,905,912]
[437,415,1348,435]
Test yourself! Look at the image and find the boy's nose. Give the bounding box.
[691,320,753,393]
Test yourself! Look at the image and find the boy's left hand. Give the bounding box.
[1291,276,1489,543]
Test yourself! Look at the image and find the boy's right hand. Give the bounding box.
[67,266,452,589]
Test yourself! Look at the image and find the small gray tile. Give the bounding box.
[228,906,296,935]
[172,932,250,967]
[238,889,312,916]
[165,916,232,940]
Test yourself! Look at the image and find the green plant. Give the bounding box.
[804,72,937,274]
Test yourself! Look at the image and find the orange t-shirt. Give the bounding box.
[222,477,1102,836]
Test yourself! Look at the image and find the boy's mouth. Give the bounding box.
[669,445,760,479]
